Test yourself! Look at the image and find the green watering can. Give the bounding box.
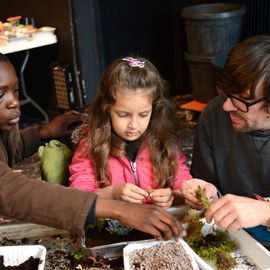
[38,140,72,186]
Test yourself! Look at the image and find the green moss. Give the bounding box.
[195,188,211,209]
[216,251,236,270]
[184,210,237,270]
[88,218,106,231]
[184,211,204,248]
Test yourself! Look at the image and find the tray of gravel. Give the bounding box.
[185,220,270,270]
[123,239,199,270]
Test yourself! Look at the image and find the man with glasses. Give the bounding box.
[189,35,270,247]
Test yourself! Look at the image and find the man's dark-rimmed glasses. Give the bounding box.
[216,82,266,113]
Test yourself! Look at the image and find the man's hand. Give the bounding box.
[95,198,183,241]
[205,194,270,231]
[150,188,174,209]
[180,178,218,210]
[39,111,87,139]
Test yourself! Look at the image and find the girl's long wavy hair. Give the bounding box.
[74,56,181,188]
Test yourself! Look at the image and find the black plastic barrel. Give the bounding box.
[185,52,222,103]
[211,51,228,71]
[181,3,246,56]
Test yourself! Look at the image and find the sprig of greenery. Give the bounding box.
[87,218,106,231]
[71,250,83,261]
[105,219,133,235]
[195,188,211,209]
[146,187,153,195]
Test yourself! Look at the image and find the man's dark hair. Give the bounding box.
[218,35,270,104]
[0,52,10,62]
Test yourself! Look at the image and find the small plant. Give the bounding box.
[71,250,83,261]
[105,219,133,235]
[146,186,153,196]
[87,218,106,231]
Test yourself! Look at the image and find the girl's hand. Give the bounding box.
[180,178,218,210]
[112,183,148,204]
[150,188,174,209]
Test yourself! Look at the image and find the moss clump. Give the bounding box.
[195,188,211,209]
[88,218,106,231]
[184,211,204,248]
[184,210,237,270]
[216,251,236,270]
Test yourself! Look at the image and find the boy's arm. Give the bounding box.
[0,161,96,234]
[0,161,183,239]
[95,198,182,240]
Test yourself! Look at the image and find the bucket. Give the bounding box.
[185,52,222,103]
[181,3,246,56]
[211,51,228,72]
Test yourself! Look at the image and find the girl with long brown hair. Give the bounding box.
[69,56,215,209]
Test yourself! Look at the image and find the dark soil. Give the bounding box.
[0,256,40,270]
[85,226,152,248]
[45,250,124,270]
[202,233,223,248]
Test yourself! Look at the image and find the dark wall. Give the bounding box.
[1,0,269,118]
[0,0,191,116]
[0,0,73,117]
[73,0,191,103]
[93,0,191,96]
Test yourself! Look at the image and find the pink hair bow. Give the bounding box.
[122,57,145,68]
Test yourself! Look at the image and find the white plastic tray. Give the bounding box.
[185,222,270,270]
[0,245,46,270]
[123,239,199,270]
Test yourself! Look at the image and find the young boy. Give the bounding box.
[0,52,182,240]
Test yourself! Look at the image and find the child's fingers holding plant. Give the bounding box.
[150,188,174,209]
[112,183,148,204]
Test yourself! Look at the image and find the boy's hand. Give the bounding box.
[96,199,183,241]
[150,188,174,209]
[39,111,87,139]
[180,178,218,210]
[112,183,148,204]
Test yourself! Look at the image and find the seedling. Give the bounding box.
[146,187,153,197]
[71,250,83,261]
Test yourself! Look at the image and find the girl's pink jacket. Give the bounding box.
[69,137,192,192]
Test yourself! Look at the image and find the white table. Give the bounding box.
[0,34,57,123]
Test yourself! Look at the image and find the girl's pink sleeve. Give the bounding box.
[69,138,100,192]
[172,151,192,190]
